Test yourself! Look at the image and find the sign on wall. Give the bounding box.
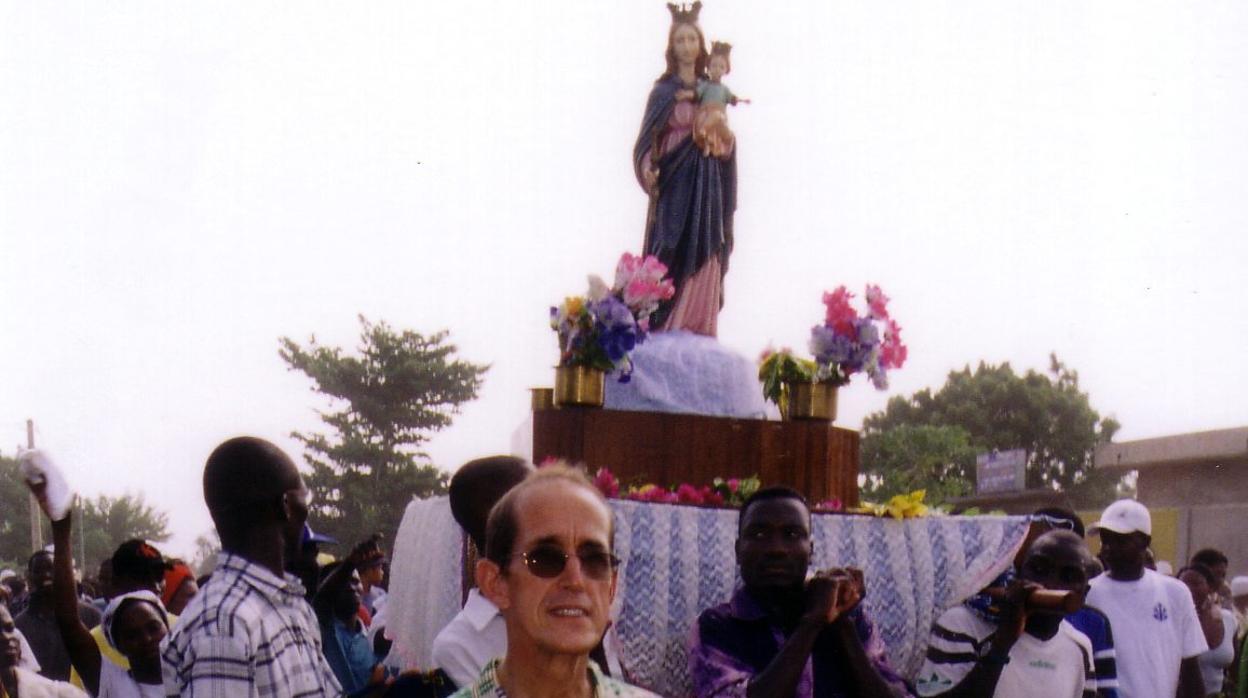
[976,448,1027,494]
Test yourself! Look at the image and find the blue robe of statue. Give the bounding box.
[634,73,737,330]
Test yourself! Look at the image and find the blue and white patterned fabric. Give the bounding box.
[387,497,1029,697]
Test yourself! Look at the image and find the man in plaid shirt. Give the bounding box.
[162,437,342,697]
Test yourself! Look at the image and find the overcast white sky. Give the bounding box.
[3,1,1246,560]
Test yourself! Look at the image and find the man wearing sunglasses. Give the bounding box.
[453,464,656,698]
[690,487,909,698]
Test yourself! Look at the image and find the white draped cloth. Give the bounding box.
[387,497,1028,696]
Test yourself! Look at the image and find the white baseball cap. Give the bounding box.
[1089,499,1152,536]
[1231,576,1248,598]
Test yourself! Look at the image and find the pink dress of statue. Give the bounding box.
[634,6,736,339]
[648,102,723,336]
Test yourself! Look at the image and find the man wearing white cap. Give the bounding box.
[1086,499,1207,698]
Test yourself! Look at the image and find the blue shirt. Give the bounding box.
[321,617,377,694]
[1066,606,1120,698]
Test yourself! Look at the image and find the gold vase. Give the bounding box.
[554,366,606,407]
[787,381,838,421]
[530,387,555,411]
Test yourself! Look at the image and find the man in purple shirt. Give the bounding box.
[690,486,910,698]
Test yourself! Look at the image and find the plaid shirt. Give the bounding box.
[451,658,656,698]
[162,553,342,698]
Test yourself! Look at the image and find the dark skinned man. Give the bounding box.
[1086,499,1207,698]
[690,486,909,698]
[161,436,341,697]
[915,530,1098,697]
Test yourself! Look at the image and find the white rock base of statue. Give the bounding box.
[603,330,773,419]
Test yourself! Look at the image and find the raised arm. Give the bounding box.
[33,484,103,696]
[312,536,381,620]
[922,581,1034,698]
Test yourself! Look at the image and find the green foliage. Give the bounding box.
[0,453,40,572]
[79,493,171,572]
[0,453,171,574]
[279,316,489,547]
[860,424,978,505]
[863,354,1121,505]
[757,350,816,407]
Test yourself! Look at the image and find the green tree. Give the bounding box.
[279,316,488,547]
[79,493,172,572]
[860,424,978,504]
[0,454,171,574]
[190,531,220,577]
[863,354,1121,506]
[0,452,40,571]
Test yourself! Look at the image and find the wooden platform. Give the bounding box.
[532,407,859,507]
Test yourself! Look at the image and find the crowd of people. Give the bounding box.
[3,437,1248,698]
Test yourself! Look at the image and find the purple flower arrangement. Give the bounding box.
[550,253,676,382]
[810,284,907,389]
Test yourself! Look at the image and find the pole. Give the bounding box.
[27,419,44,552]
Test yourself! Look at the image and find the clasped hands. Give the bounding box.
[801,567,866,627]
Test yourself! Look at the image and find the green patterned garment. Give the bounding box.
[451,658,658,698]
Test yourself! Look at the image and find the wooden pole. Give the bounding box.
[27,419,44,552]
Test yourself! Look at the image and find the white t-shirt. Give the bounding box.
[914,605,1096,698]
[430,589,507,688]
[1086,569,1208,698]
[1197,608,1236,695]
[98,661,163,698]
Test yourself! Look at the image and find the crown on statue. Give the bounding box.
[666,1,702,24]
[711,41,732,57]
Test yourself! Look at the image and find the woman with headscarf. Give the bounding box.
[27,482,168,698]
[634,1,737,337]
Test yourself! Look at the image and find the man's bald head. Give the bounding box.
[203,437,305,549]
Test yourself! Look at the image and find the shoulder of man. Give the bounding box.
[166,578,271,649]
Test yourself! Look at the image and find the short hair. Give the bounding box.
[1178,564,1216,587]
[483,463,611,569]
[449,456,532,553]
[27,550,52,573]
[738,486,809,535]
[203,437,302,547]
[1191,548,1228,568]
[1032,507,1085,538]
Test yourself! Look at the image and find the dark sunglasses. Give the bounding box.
[517,545,620,581]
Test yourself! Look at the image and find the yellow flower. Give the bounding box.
[884,490,929,519]
[563,296,585,317]
[854,490,930,519]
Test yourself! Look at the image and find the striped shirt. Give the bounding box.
[914,606,1095,698]
[1066,605,1119,698]
[161,553,342,698]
